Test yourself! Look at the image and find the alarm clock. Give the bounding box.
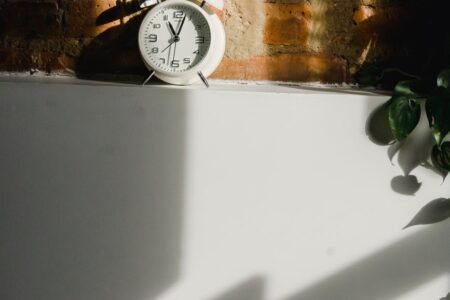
[138,0,225,87]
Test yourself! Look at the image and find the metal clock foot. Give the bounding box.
[142,70,155,86]
[139,0,159,8]
[198,71,210,88]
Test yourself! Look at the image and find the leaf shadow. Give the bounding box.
[365,101,394,146]
[366,102,438,195]
[404,198,450,228]
[96,0,144,26]
[390,175,422,196]
[75,4,149,79]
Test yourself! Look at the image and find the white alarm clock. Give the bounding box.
[138,0,225,87]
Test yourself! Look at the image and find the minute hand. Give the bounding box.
[176,15,187,35]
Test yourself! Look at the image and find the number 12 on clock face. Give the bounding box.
[138,0,226,86]
[140,3,212,73]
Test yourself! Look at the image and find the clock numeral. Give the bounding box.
[171,60,180,68]
[159,58,166,64]
[163,15,168,21]
[193,50,200,54]
[153,23,161,29]
[195,25,202,30]
[195,36,205,44]
[183,58,191,64]
[173,11,184,18]
[152,47,159,53]
[146,34,157,42]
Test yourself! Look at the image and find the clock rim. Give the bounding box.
[138,0,214,78]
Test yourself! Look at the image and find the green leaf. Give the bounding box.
[394,80,429,98]
[425,87,450,146]
[388,96,421,141]
[431,142,450,175]
[404,198,450,228]
[437,68,450,89]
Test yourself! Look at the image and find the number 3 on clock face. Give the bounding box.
[138,0,217,80]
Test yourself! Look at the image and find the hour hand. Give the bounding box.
[168,22,177,37]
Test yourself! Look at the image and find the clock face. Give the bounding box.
[139,3,212,73]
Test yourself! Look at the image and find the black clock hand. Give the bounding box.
[176,15,187,35]
[168,21,177,37]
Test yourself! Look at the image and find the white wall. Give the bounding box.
[0,78,449,300]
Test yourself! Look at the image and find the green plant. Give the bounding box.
[360,67,450,228]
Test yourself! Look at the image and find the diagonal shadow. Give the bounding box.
[207,221,450,300]
[283,221,450,300]
[208,222,450,300]
[211,277,266,300]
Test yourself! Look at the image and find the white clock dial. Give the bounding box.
[140,3,211,73]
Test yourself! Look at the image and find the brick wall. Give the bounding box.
[0,0,449,83]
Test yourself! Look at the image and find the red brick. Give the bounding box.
[211,54,349,83]
[353,5,376,25]
[264,2,312,46]
[64,0,120,38]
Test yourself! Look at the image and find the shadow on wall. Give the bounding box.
[73,0,450,82]
[0,85,187,300]
[0,82,449,300]
[75,0,149,78]
[211,277,266,300]
[353,0,450,81]
[283,220,450,300]
[365,101,439,196]
[206,221,450,300]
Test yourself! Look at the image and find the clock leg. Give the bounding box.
[139,0,159,8]
[197,71,210,88]
[142,70,155,86]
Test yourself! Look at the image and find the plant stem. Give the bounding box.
[378,68,422,81]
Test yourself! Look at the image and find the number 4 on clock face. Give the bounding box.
[140,3,212,73]
[138,0,226,86]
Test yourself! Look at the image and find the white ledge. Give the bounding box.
[0,73,388,97]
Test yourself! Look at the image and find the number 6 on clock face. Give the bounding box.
[138,0,225,85]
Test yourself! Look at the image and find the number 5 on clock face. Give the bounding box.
[138,0,225,86]
[139,2,211,73]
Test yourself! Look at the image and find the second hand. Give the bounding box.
[167,41,171,65]
[172,39,177,65]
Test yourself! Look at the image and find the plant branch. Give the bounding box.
[377,68,422,82]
